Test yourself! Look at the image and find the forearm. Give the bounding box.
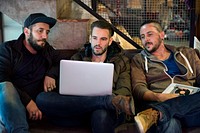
[17,88,32,106]
[143,90,179,102]
[143,91,160,102]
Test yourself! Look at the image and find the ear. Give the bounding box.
[89,35,91,43]
[108,37,113,46]
[160,31,165,40]
[24,27,30,36]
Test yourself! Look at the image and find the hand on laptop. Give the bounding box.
[44,76,56,92]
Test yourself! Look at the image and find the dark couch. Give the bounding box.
[29,49,200,133]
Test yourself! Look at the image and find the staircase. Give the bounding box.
[0,0,192,49]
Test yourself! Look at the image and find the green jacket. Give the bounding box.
[131,44,200,101]
[71,41,132,96]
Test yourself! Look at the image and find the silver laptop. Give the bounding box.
[59,60,114,96]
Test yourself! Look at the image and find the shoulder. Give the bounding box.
[71,51,85,60]
[0,40,16,52]
[132,52,144,62]
[110,52,129,63]
[177,46,197,55]
[165,44,197,57]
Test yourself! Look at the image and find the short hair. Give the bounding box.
[140,20,163,32]
[91,20,114,37]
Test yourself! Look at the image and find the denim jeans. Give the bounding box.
[151,92,200,133]
[36,92,125,133]
[0,121,6,133]
[0,81,29,133]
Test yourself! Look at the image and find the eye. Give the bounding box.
[101,37,107,41]
[46,30,50,35]
[147,31,154,37]
[148,33,153,36]
[35,29,50,35]
[92,36,97,40]
[140,35,145,39]
[36,29,43,33]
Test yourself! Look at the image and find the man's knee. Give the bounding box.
[36,92,46,103]
[36,92,55,109]
[0,81,18,102]
[0,81,16,93]
[0,121,6,133]
[91,109,114,133]
[158,118,182,133]
[91,109,109,122]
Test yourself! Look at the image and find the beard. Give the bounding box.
[145,37,162,53]
[28,32,46,51]
[92,45,108,56]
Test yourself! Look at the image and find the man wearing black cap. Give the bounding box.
[0,13,62,133]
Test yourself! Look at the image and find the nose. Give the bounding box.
[97,38,101,43]
[144,36,150,42]
[95,39,101,46]
[42,32,48,39]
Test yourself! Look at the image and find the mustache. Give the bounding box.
[145,42,153,45]
[38,39,47,42]
[94,45,102,48]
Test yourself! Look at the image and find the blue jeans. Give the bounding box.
[0,121,6,133]
[36,92,125,133]
[151,92,200,133]
[0,82,29,133]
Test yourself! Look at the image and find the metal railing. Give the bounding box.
[73,0,143,49]
[73,0,195,48]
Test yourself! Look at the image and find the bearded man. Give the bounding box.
[0,13,63,133]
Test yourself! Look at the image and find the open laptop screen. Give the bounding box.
[59,60,114,96]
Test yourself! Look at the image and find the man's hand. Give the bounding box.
[26,100,42,120]
[44,76,56,92]
[143,90,179,102]
[155,93,179,102]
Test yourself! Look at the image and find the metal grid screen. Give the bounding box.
[81,0,191,47]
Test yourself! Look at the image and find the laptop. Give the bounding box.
[59,60,114,96]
